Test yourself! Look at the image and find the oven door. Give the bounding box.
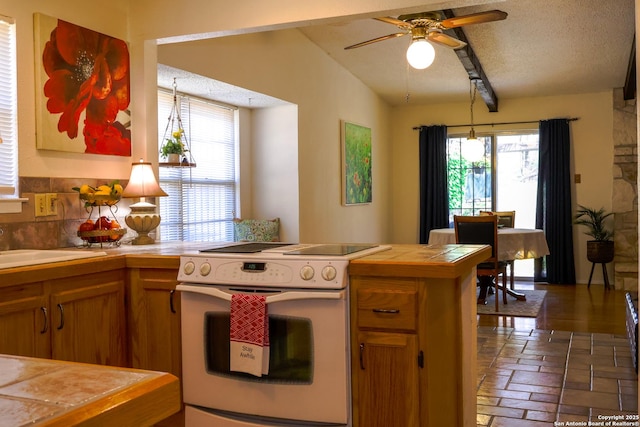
[178,284,350,425]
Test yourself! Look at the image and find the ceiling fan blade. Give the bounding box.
[440,10,507,28]
[344,32,407,50]
[428,31,467,49]
[374,16,413,30]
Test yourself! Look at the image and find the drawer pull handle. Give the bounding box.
[359,343,365,370]
[56,303,65,330]
[40,307,48,334]
[169,290,177,314]
[372,308,400,314]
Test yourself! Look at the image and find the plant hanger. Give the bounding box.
[160,78,196,167]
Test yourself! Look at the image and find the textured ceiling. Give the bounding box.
[159,0,635,109]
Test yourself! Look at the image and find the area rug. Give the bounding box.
[477,289,547,317]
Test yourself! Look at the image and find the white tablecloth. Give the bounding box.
[428,228,550,261]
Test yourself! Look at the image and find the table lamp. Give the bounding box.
[122,159,168,245]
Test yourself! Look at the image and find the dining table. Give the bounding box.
[428,227,550,304]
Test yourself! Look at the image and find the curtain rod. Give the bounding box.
[412,117,579,130]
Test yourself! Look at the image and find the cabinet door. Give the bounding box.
[0,284,49,358]
[356,331,420,427]
[50,271,126,367]
[128,268,182,378]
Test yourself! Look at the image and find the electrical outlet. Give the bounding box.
[34,194,47,217]
[46,193,58,216]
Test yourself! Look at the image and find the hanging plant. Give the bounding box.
[159,78,195,166]
[161,129,186,158]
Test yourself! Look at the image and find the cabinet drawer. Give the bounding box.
[357,289,417,331]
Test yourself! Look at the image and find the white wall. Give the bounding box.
[157,29,392,243]
[390,91,615,284]
[251,105,299,243]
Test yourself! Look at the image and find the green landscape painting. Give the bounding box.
[342,121,372,205]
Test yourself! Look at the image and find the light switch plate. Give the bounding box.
[45,193,58,216]
[34,194,47,217]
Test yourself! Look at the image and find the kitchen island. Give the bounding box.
[349,244,490,427]
[0,354,180,426]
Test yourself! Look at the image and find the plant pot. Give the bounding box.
[587,240,614,263]
[167,153,180,163]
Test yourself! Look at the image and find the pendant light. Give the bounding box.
[405,28,435,70]
[463,78,484,162]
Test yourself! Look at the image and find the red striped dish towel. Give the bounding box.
[230,293,270,376]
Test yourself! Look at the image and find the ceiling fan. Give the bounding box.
[345,10,508,69]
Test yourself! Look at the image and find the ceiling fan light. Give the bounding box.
[406,39,435,69]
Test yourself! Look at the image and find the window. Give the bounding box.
[0,16,17,198]
[447,135,493,225]
[447,130,539,277]
[157,89,237,241]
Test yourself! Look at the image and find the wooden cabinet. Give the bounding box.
[356,331,419,427]
[127,264,183,427]
[127,267,181,378]
[49,270,127,366]
[0,264,127,367]
[350,244,489,427]
[0,283,50,358]
[350,278,420,427]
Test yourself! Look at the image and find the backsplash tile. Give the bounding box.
[0,176,132,250]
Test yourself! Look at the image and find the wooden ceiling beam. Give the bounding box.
[441,9,499,112]
[623,35,635,101]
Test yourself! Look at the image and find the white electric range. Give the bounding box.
[176,242,390,427]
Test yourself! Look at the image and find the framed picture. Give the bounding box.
[341,120,372,205]
[33,13,131,156]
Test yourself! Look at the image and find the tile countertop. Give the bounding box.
[0,354,180,427]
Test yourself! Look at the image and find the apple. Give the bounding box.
[94,216,112,242]
[78,220,94,241]
[94,216,112,230]
[109,220,122,241]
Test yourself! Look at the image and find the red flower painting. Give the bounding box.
[40,18,131,156]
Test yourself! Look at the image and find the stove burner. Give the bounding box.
[200,242,295,254]
[283,244,378,256]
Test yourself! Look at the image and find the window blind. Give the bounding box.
[158,89,237,241]
[0,16,17,196]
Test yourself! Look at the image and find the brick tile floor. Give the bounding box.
[477,326,638,426]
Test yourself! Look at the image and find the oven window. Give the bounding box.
[204,312,313,384]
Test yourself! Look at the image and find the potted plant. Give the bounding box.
[161,129,186,162]
[574,205,614,264]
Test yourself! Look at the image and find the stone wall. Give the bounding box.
[612,88,638,291]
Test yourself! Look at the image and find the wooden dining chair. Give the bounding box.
[454,215,508,312]
[480,210,516,289]
[479,210,516,228]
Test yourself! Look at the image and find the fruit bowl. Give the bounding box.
[74,181,124,207]
[77,228,127,244]
[79,193,121,206]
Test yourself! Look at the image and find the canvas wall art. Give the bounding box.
[341,120,372,205]
[34,13,131,156]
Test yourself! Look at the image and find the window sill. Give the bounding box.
[0,198,28,214]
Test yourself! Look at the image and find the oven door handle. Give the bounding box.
[176,284,345,303]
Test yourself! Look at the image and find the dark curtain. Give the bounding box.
[535,119,576,284]
[419,125,449,243]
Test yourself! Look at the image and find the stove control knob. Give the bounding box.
[183,261,196,275]
[300,265,315,280]
[321,265,337,281]
[200,262,212,276]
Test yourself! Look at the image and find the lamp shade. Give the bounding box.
[122,161,168,198]
[406,39,435,70]
[463,130,485,162]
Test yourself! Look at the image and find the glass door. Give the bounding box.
[495,132,539,278]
